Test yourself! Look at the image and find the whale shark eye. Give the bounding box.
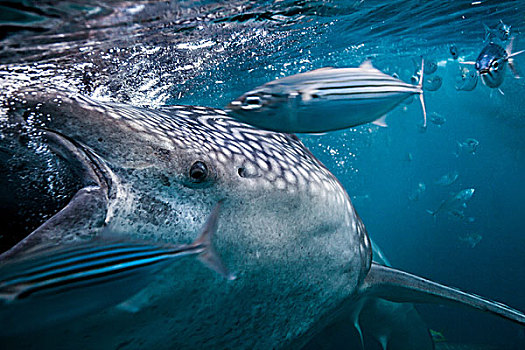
[189,161,208,182]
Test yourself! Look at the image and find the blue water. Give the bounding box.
[1,0,524,348]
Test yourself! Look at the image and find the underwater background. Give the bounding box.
[0,0,524,348]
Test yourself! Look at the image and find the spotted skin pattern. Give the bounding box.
[69,94,345,198]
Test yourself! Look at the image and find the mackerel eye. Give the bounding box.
[189,161,208,182]
[244,96,262,108]
[492,61,499,69]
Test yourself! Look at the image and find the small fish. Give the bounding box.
[424,58,438,75]
[429,112,446,126]
[463,37,524,89]
[408,182,426,201]
[412,57,437,76]
[450,44,460,60]
[226,60,427,133]
[458,233,483,248]
[457,138,479,155]
[429,329,447,343]
[484,20,511,42]
[0,201,233,335]
[426,188,475,219]
[434,170,458,186]
[455,66,478,91]
[448,209,466,220]
[448,209,474,222]
[423,75,442,91]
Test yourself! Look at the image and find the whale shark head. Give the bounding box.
[3,87,372,348]
[4,87,524,349]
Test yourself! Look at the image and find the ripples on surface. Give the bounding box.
[1,0,522,106]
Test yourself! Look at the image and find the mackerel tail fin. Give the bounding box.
[506,37,524,79]
[417,57,427,128]
[360,263,525,326]
[192,200,236,281]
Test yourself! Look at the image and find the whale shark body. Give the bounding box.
[1,87,524,349]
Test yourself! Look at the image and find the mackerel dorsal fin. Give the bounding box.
[360,263,525,326]
[359,60,375,70]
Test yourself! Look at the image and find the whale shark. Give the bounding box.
[1,87,524,349]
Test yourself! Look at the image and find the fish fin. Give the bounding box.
[508,49,525,58]
[508,59,521,78]
[360,263,525,326]
[425,209,437,223]
[418,57,425,88]
[498,88,505,95]
[192,200,236,280]
[372,115,388,127]
[417,57,427,128]
[116,299,142,314]
[359,60,375,70]
[506,36,515,56]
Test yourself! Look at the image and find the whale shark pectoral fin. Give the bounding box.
[193,200,236,281]
[360,263,525,326]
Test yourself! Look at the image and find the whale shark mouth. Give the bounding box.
[0,127,114,260]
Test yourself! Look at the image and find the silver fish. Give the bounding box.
[434,170,459,186]
[226,60,427,133]
[423,75,442,91]
[455,66,478,91]
[463,37,524,89]
[448,209,475,223]
[0,201,233,335]
[457,138,480,155]
[424,58,438,74]
[426,188,475,218]
[408,182,426,201]
[3,88,525,350]
[459,233,483,248]
[429,111,446,126]
[484,20,511,42]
